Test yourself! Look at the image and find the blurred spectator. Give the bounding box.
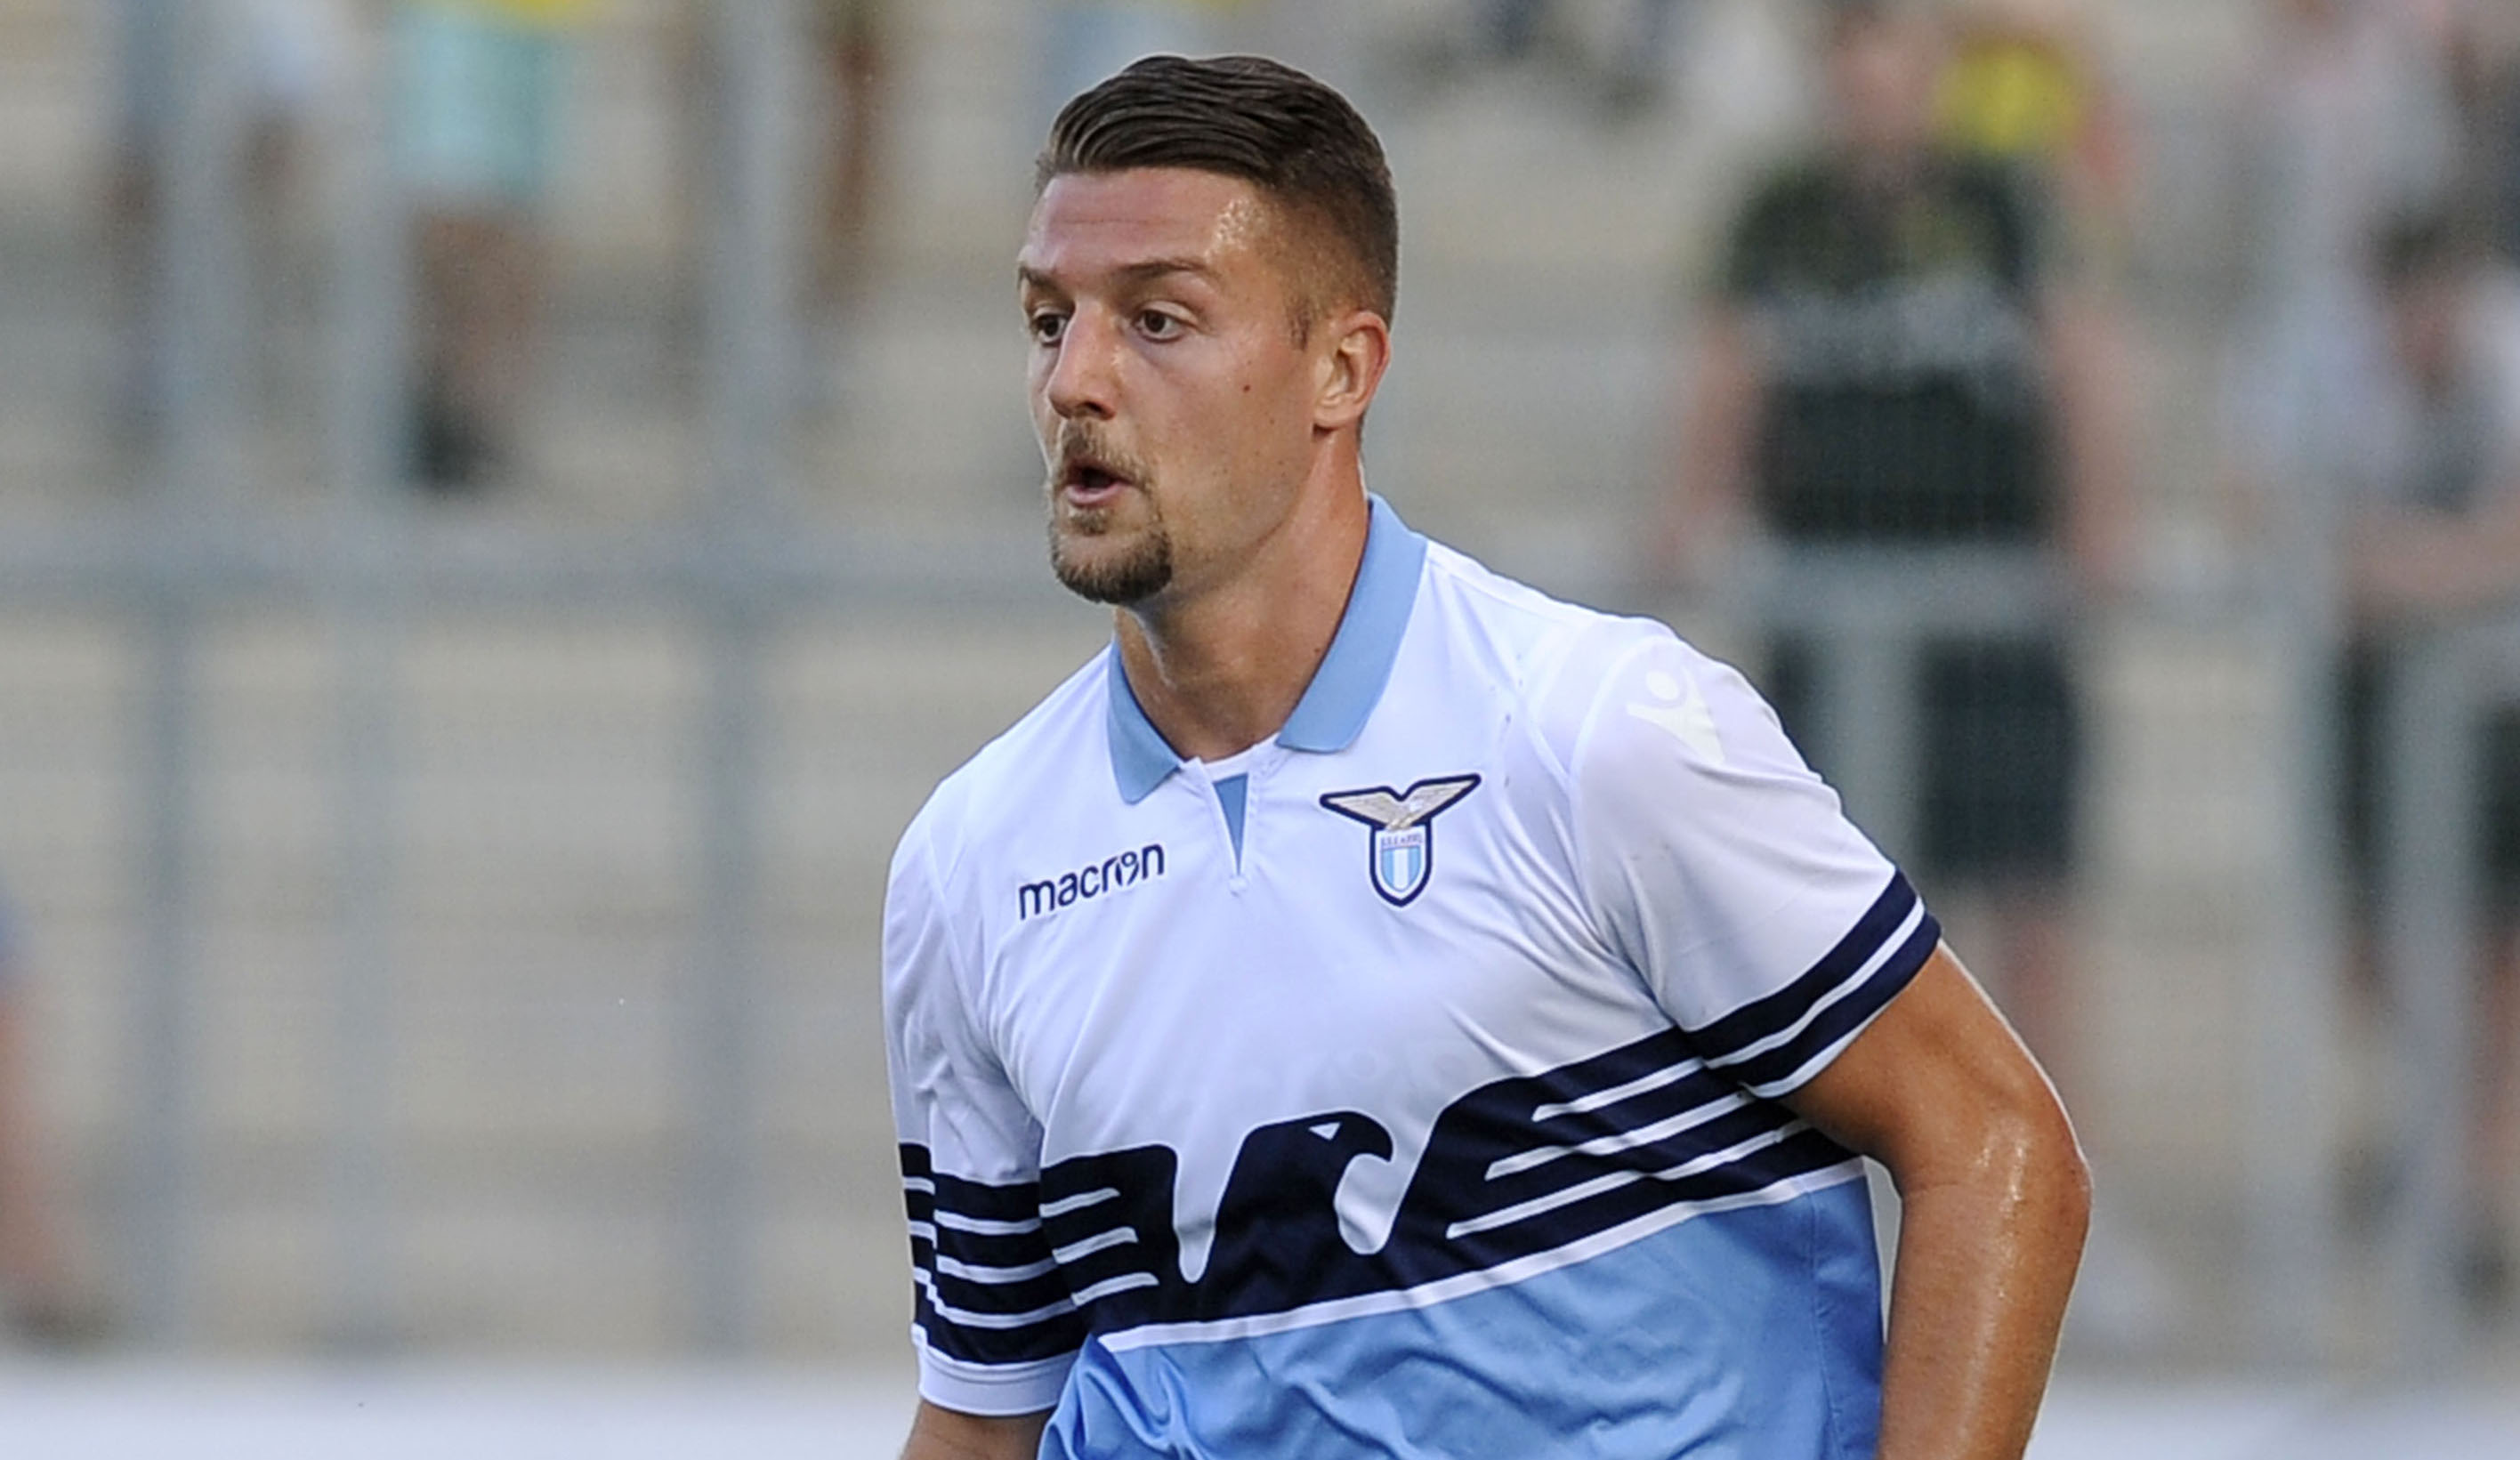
[105,0,348,450]
[2234,0,2457,318]
[1391,0,1699,121]
[803,0,894,413]
[2222,0,2459,561]
[395,0,595,493]
[1660,0,2129,1087]
[1046,0,1260,128]
[0,889,101,1350]
[2442,0,2520,265]
[2231,209,2520,1308]
[1480,0,1697,116]
[104,0,179,448]
[664,2,893,414]
[1935,0,2135,268]
[810,0,892,320]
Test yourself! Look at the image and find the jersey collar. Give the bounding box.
[1106,495,1429,803]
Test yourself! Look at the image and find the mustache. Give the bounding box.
[1049,423,1152,485]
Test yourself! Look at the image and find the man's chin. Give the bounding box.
[1049,532,1173,607]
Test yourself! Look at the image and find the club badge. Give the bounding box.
[1319,775,1482,907]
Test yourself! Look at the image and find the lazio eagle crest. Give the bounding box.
[1319,774,1482,907]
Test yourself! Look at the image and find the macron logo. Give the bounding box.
[1019,843,1166,921]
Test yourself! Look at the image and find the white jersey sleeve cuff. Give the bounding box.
[914,1334,1075,1417]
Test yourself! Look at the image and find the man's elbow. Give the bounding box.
[1990,1072,2093,1250]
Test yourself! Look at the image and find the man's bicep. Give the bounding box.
[901,1399,1050,1460]
[1778,943,2075,1182]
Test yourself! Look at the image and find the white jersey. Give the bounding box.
[883,498,1936,1458]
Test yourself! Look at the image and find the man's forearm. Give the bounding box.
[1660,311,1763,585]
[901,1400,1048,1460]
[2045,293,2133,593]
[1874,1121,2091,1460]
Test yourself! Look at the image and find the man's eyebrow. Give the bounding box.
[1017,258,1218,291]
[1113,257,1217,286]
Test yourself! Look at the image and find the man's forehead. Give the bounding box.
[1019,167,1280,280]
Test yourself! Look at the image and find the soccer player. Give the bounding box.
[884,54,2088,1460]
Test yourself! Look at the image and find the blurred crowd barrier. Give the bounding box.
[0,0,2514,1388]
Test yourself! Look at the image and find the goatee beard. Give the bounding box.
[1048,510,1174,605]
[1044,423,1170,604]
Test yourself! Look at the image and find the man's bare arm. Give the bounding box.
[2043,289,2136,595]
[1657,306,1765,588]
[2352,475,2520,617]
[901,1400,1049,1460]
[1782,943,2091,1460]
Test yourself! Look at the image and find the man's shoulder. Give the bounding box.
[1419,538,1607,630]
[1419,539,1626,674]
[893,649,1113,888]
[1737,149,2028,228]
[1415,538,1707,759]
[1735,155,1843,223]
[1929,150,2049,239]
[1722,157,1856,286]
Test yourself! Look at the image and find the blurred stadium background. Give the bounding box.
[0,0,2516,1453]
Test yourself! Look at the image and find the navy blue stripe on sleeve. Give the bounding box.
[913,1286,1089,1367]
[1711,909,1938,1096]
[1684,873,1921,1065]
[900,1143,1085,1367]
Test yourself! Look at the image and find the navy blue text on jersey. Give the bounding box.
[1019,843,1167,921]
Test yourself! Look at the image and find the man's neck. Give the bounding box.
[1115,481,1371,764]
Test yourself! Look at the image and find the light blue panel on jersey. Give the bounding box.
[1038,1182,1885,1460]
[1215,774,1247,859]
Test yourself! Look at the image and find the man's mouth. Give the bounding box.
[1057,456,1134,504]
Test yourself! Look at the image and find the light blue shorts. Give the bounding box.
[393,5,567,206]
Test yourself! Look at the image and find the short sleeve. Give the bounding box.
[1555,626,1940,1099]
[883,818,1080,1416]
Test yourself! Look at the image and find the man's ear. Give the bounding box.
[1313,309,1392,433]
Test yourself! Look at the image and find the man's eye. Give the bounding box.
[1137,311,1183,340]
[1030,311,1068,344]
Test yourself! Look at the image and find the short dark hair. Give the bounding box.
[1038,54,1400,327]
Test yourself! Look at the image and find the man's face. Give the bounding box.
[1825,15,1942,166]
[1018,168,1328,608]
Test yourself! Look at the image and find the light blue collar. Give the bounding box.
[1106,495,1428,803]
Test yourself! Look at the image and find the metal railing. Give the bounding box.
[2376,613,2520,1369]
[1708,536,2520,1369]
[1693,530,2503,1369]
[35,0,917,1357]
[8,0,2500,1373]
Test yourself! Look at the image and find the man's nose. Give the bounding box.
[1043,311,1119,422]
